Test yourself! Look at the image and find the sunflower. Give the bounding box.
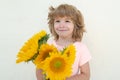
[16,30,47,63]
[43,52,72,80]
[34,44,58,69]
[63,44,76,64]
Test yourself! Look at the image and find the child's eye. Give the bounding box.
[66,20,70,22]
[55,20,60,22]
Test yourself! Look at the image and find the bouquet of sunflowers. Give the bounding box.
[16,30,76,80]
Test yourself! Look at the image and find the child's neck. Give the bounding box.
[56,37,74,48]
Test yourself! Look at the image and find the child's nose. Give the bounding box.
[59,22,65,27]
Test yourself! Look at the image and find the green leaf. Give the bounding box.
[61,47,67,55]
[38,34,50,48]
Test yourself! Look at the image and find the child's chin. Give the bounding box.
[59,34,69,38]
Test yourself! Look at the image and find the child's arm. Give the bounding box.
[66,62,90,80]
[36,69,44,80]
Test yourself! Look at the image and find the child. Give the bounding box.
[36,4,91,80]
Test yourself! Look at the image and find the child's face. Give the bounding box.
[54,16,74,38]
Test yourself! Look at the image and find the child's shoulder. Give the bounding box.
[74,41,91,59]
[74,41,86,47]
[74,41,88,50]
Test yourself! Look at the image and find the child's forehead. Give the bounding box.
[54,16,72,20]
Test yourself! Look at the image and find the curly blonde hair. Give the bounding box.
[48,4,86,41]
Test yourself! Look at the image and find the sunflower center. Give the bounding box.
[50,57,65,72]
[54,61,62,68]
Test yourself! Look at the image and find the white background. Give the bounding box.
[0,0,120,80]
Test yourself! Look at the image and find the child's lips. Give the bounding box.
[59,30,67,31]
[58,29,67,31]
